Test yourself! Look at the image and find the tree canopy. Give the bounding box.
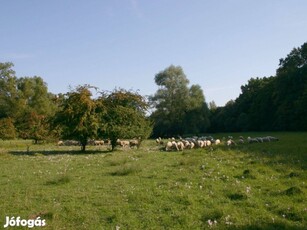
[52,85,99,151]
[209,42,307,132]
[0,62,56,141]
[150,65,210,137]
[98,89,152,150]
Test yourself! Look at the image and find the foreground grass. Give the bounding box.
[0,132,306,229]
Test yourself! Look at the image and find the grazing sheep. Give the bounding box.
[262,136,271,142]
[156,137,164,145]
[238,136,244,144]
[214,139,221,145]
[189,142,195,149]
[64,140,80,146]
[129,139,139,148]
[177,141,185,151]
[172,141,179,151]
[256,137,264,143]
[247,137,259,143]
[267,136,279,141]
[117,139,130,148]
[238,139,244,144]
[197,140,205,148]
[57,140,64,146]
[104,139,111,145]
[205,140,212,147]
[94,140,104,146]
[165,141,179,151]
[227,139,236,146]
[165,141,173,151]
[247,136,279,144]
[182,140,190,149]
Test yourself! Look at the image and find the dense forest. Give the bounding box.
[150,42,307,136]
[0,42,306,142]
[209,42,307,133]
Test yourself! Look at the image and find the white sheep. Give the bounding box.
[247,137,259,143]
[205,140,211,147]
[197,140,205,148]
[177,141,185,151]
[214,139,221,145]
[227,139,236,146]
[117,139,130,148]
[156,137,162,144]
[129,139,139,148]
[165,141,179,151]
[94,140,104,146]
[57,140,64,146]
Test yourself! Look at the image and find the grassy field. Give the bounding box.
[0,132,306,229]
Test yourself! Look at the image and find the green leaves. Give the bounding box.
[151,65,210,136]
[97,89,152,150]
[53,87,152,151]
[53,86,99,151]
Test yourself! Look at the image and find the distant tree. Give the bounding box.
[150,65,190,136]
[236,77,275,131]
[17,76,56,116]
[0,62,57,139]
[209,42,307,132]
[273,42,307,130]
[97,89,152,151]
[14,77,57,141]
[150,65,210,136]
[208,101,217,112]
[16,111,49,143]
[296,87,307,130]
[236,113,249,131]
[0,117,16,140]
[222,100,237,132]
[53,85,99,151]
[183,85,210,134]
[0,62,19,119]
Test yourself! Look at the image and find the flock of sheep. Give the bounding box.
[57,138,140,148]
[156,136,221,151]
[157,135,279,151]
[57,135,279,151]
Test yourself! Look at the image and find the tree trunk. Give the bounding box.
[111,138,117,151]
[81,144,86,152]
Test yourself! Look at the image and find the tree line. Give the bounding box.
[0,63,151,151]
[1,42,306,146]
[209,42,307,132]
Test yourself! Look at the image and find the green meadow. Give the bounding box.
[0,132,306,229]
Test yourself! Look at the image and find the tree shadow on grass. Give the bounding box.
[226,222,306,230]
[9,149,112,156]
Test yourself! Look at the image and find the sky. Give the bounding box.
[1,0,307,106]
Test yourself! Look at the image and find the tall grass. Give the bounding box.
[0,132,306,229]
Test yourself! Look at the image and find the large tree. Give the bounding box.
[14,77,56,140]
[150,65,210,137]
[0,62,19,119]
[53,85,99,151]
[97,89,152,151]
[0,62,56,140]
[273,42,307,130]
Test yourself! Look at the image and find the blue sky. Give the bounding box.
[1,0,307,106]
